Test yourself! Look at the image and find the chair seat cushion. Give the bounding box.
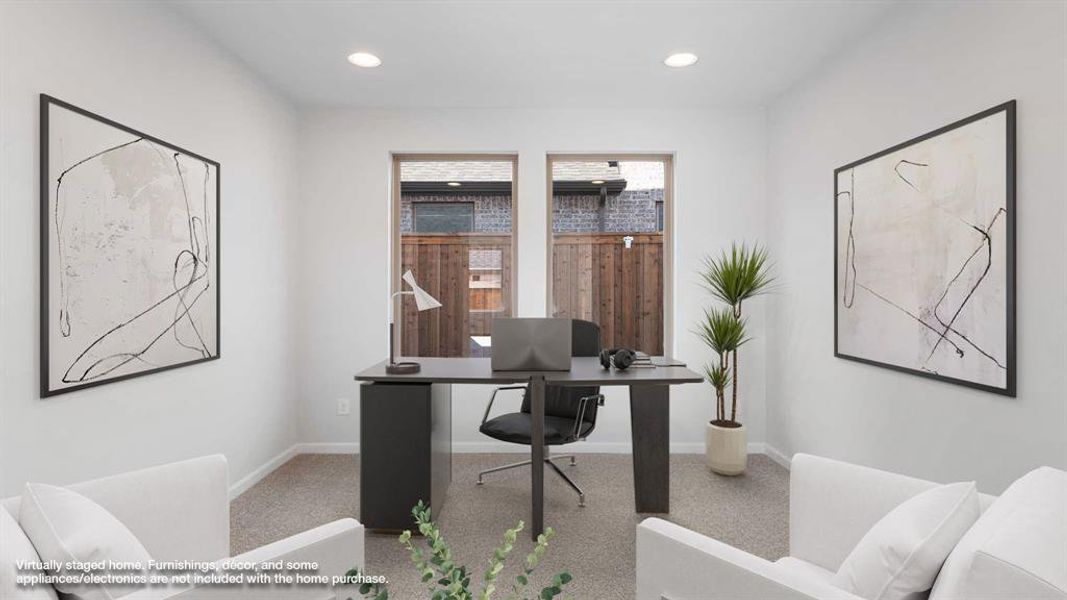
[480,413,593,445]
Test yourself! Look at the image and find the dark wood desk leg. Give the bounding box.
[630,384,670,513]
[530,374,546,540]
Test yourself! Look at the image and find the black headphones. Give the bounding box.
[599,348,636,370]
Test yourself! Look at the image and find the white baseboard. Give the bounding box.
[399,441,770,455]
[229,445,299,499]
[293,442,359,454]
[661,443,768,455]
[230,441,788,498]
[763,443,792,469]
[229,443,360,498]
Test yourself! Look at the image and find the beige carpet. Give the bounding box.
[231,453,789,599]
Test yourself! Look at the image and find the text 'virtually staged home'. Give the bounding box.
[1,1,1064,599]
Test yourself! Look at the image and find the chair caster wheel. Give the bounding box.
[578,495,586,507]
[476,479,484,485]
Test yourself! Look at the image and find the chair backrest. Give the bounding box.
[521,320,602,428]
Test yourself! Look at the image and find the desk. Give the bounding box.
[355,356,702,539]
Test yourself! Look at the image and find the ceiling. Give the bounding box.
[171,1,898,109]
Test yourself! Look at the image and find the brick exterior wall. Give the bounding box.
[400,194,512,233]
[605,188,663,232]
[552,195,602,232]
[552,188,663,233]
[401,188,663,235]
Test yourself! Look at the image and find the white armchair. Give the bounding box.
[636,454,997,600]
[1,455,364,600]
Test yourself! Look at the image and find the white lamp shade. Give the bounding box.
[402,270,442,311]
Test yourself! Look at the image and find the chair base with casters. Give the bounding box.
[477,450,586,506]
[476,319,606,508]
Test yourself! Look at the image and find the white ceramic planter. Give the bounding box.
[705,422,747,475]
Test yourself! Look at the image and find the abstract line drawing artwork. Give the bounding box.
[41,95,220,397]
[834,101,1015,396]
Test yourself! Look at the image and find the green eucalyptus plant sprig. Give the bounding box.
[344,569,388,600]
[350,501,573,600]
[696,242,774,426]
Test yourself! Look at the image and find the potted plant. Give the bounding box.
[696,243,773,475]
[345,501,573,600]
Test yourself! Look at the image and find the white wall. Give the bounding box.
[296,108,768,452]
[9,0,1054,497]
[766,1,1067,492]
[0,2,300,494]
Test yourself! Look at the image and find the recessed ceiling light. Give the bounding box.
[591,180,605,185]
[347,52,382,68]
[447,182,461,187]
[664,52,698,68]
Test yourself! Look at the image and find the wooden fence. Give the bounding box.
[552,232,664,355]
[400,234,511,357]
[399,231,664,357]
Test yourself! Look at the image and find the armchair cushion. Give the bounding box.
[0,507,57,600]
[830,482,979,600]
[19,483,152,600]
[930,467,1067,600]
[479,413,593,445]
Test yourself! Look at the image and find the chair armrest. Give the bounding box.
[68,455,230,562]
[122,519,364,600]
[637,518,862,600]
[789,454,941,570]
[481,385,527,425]
[571,394,604,440]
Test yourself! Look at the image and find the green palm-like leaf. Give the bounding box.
[701,363,730,393]
[694,241,774,425]
[699,242,775,309]
[695,307,748,356]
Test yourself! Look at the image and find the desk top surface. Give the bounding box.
[355,357,703,386]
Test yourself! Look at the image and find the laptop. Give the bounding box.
[490,318,572,371]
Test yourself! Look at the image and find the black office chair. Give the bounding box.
[477,319,604,506]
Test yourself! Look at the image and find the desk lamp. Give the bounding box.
[387,269,442,374]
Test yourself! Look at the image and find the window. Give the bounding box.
[547,156,671,355]
[413,202,474,233]
[393,156,516,358]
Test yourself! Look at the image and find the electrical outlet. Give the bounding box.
[337,398,351,416]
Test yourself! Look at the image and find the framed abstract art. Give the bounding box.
[834,101,1015,396]
[41,95,220,397]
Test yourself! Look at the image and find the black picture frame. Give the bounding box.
[40,94,221,397]
[833,100,1016,397]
